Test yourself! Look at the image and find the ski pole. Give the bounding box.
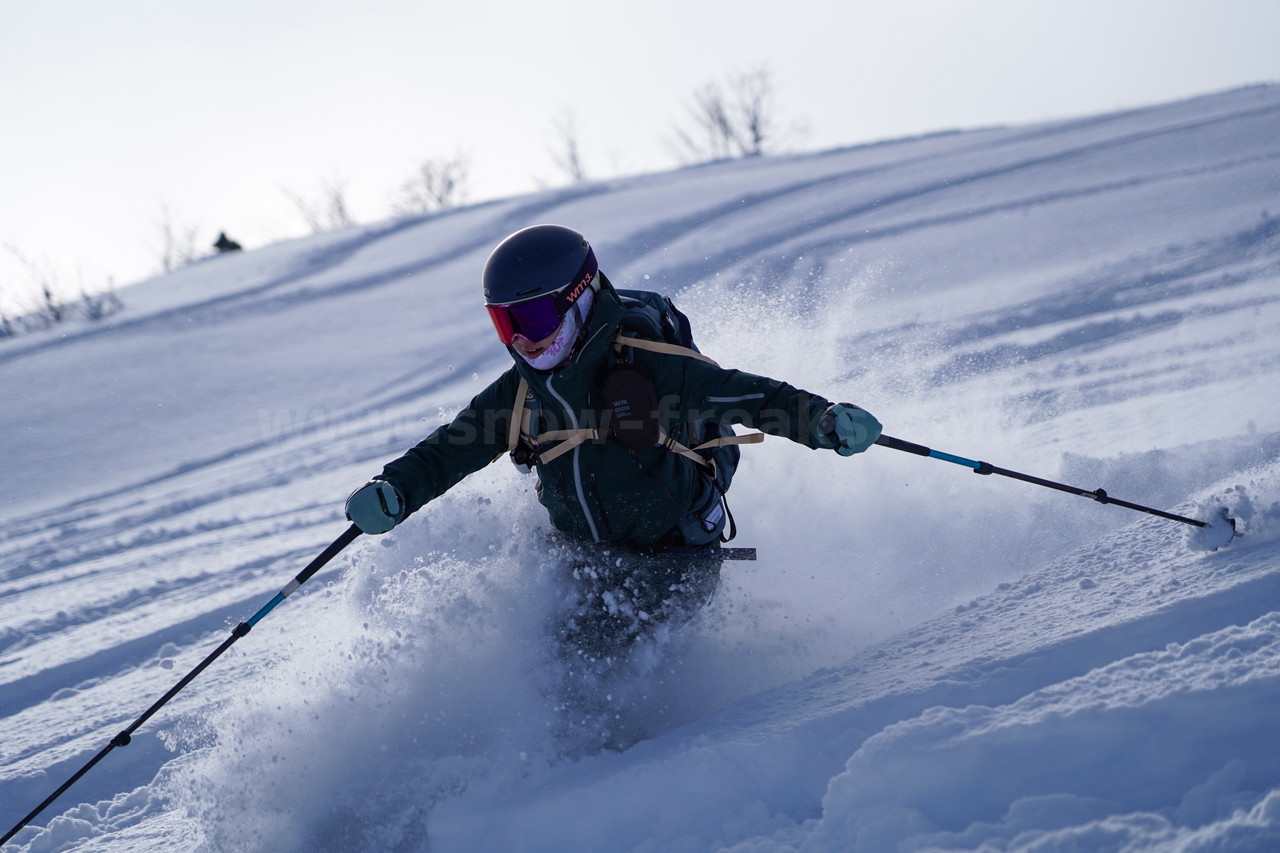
[1,523,363,848]
[874,434,1209,528]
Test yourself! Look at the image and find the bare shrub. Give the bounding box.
[670,66,802,163]
[157,203,200,273]
[79,280,124,321]
[0,246,124,339]
[284,175,357,233]
[3,245,66,329]
[394,152,471,215]
[549,110,590,185]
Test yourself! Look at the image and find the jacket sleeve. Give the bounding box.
[376,368,522,516]
[667,355,840,450]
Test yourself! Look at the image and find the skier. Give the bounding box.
[345,224,881,660]
[213,232,243,253]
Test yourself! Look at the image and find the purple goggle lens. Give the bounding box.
[486,295,566,346]
[485,256,598,345]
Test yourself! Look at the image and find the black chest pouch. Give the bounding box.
[602,363,661,450]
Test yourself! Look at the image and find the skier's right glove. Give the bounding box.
[817,403,882,456]
[345,480,405,534]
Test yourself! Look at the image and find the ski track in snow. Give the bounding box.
[2,84,1280,852]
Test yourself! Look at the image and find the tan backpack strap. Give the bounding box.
[657,429,713,469]
[536,428,603,464]
[693,432,765,452]
[505,377,529,454]
[519,386,535,442]
[508,333,758,468]
[613,332,720,367]
[539,427,758,468]
[658,429,766,469]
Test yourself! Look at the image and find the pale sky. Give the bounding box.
[2,0,1279,313]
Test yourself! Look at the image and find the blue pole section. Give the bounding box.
[927,449,982,470]
[245,525,359,626]
[246,583,298,628]
[2,523,363,847]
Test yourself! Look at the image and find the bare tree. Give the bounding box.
[3,244,66,328]
[670,66,798,163]
[0,283,16,337]
[284,175,357,234]
[394,152,471,215]
[80,278,124,321]
[549,110,590,185]
[283,187,324,234]
[675,83,737,162]
[156,203,200,273]
[0,246,124,337]
[41,284,65,324]
[326,179,354,229]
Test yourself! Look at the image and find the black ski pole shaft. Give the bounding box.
[2,523,363,848]
[874,434,1207,528]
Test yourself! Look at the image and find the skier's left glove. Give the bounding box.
[817,403,882,456]
[345,480,406,534]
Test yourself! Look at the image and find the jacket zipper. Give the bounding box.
[545,373,601,542]
[588,473,614,537]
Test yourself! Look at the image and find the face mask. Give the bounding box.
[517,287,594,370]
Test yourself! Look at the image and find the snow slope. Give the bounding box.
[2,84,1280,852]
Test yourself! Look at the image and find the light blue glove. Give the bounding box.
[345,480,405,534]
[818,403,882,456]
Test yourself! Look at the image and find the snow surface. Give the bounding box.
[3,84,1280,852]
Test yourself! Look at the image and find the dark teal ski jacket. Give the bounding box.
[378,282,843,546]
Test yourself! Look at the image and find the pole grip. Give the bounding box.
[874,433,931,457]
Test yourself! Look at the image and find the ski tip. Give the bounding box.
[1187,506,1238,552]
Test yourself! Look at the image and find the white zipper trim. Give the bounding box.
[545,373,601,543]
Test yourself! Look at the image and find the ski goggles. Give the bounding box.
[485,263,598,346]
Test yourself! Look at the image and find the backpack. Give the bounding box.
[505,288,762,543]
[612,289,743,495]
